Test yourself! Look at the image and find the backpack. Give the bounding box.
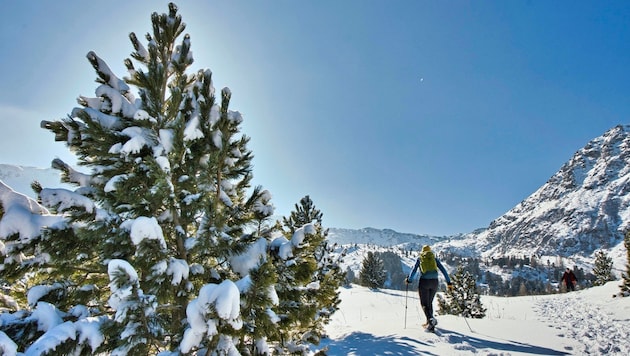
[420,250,437,273]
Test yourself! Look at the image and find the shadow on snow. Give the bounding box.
[439,329,571,355]
[322,332,438,356]
[321,329,570,355]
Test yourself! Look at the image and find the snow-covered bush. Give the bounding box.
[437,265,486,318]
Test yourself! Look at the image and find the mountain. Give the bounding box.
[327,227,448,247]
[325,125,630,288]
[0,164,69,199]
[465,124,630,266]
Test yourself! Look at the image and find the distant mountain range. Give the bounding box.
[2,125,630,274]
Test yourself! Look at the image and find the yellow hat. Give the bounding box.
[422,245,431,252]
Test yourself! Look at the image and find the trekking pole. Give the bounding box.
[404,282,409,329]
[461,313,473,333]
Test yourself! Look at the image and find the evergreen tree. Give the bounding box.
[1,3,279,354]
[375,251,406,290]
[437,265,486,318]
[345,267,356,286]
[518,281,528,296]
[592,250,615,286]
[359,251,386,289]
[620,231,630,296]
[272,196,345,354]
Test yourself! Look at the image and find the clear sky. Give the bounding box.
[1,1,629,236]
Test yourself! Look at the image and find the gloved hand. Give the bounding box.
[447,283,454,291]
[405,278,410,284]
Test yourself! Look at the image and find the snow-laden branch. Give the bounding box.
[0,181,65,246]
[180,280,242,354]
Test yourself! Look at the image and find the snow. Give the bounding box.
[86,51,129,92]
[291,223,315,248]
[229,237,268,277]
[74,318,108,353]
[159,129,175,154]
[27,284,63,307]
[253,190,274,216]
[270,236,293,260]
[184,116,204,141]
[322,281,630,355]
[133,109,153,122]
[155,155,171,173]
[75,107,121,130]
[104,174,127,192]
[107,259,139,314]
[180,280,242,353]
[31,302,64,332]
[39,188,95,214]
[124,216,167,249]
[120,126,151,155]
[24,321,75,356]
[0,180,65,245]
[209,103,220,126]
[167,257,190,285]
[95,84,136,118]
[219,188,233,207]
[212,130,223,149]
[0,331,17,356]
[0,165,74,197]
[108,259,139,285]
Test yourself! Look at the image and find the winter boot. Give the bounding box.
[427,317,438,331]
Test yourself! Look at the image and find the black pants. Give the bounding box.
[418,278,438,321]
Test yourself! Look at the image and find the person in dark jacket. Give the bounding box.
[405,245,452,331]
[561,268,577,291]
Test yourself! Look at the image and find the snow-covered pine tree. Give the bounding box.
[359,251,386,289]
[437,265,486,318]
[620,230,630,296]
[1,3,278,355]
[271,196,344,354]
[592,250,615,286]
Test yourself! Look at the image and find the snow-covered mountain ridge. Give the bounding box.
[326,227,451,247]
[463,124,630,266]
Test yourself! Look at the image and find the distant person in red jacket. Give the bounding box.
[561,268,577,291]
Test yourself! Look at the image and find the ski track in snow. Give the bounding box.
[535,292,630,355]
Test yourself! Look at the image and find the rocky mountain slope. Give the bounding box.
[466,125,630,264]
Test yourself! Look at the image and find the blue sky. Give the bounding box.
[1,1,629,236]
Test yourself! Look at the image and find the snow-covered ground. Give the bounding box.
[322,281,630,355]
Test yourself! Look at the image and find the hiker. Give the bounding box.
[561,267,577,292]
[405,245,452,331]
